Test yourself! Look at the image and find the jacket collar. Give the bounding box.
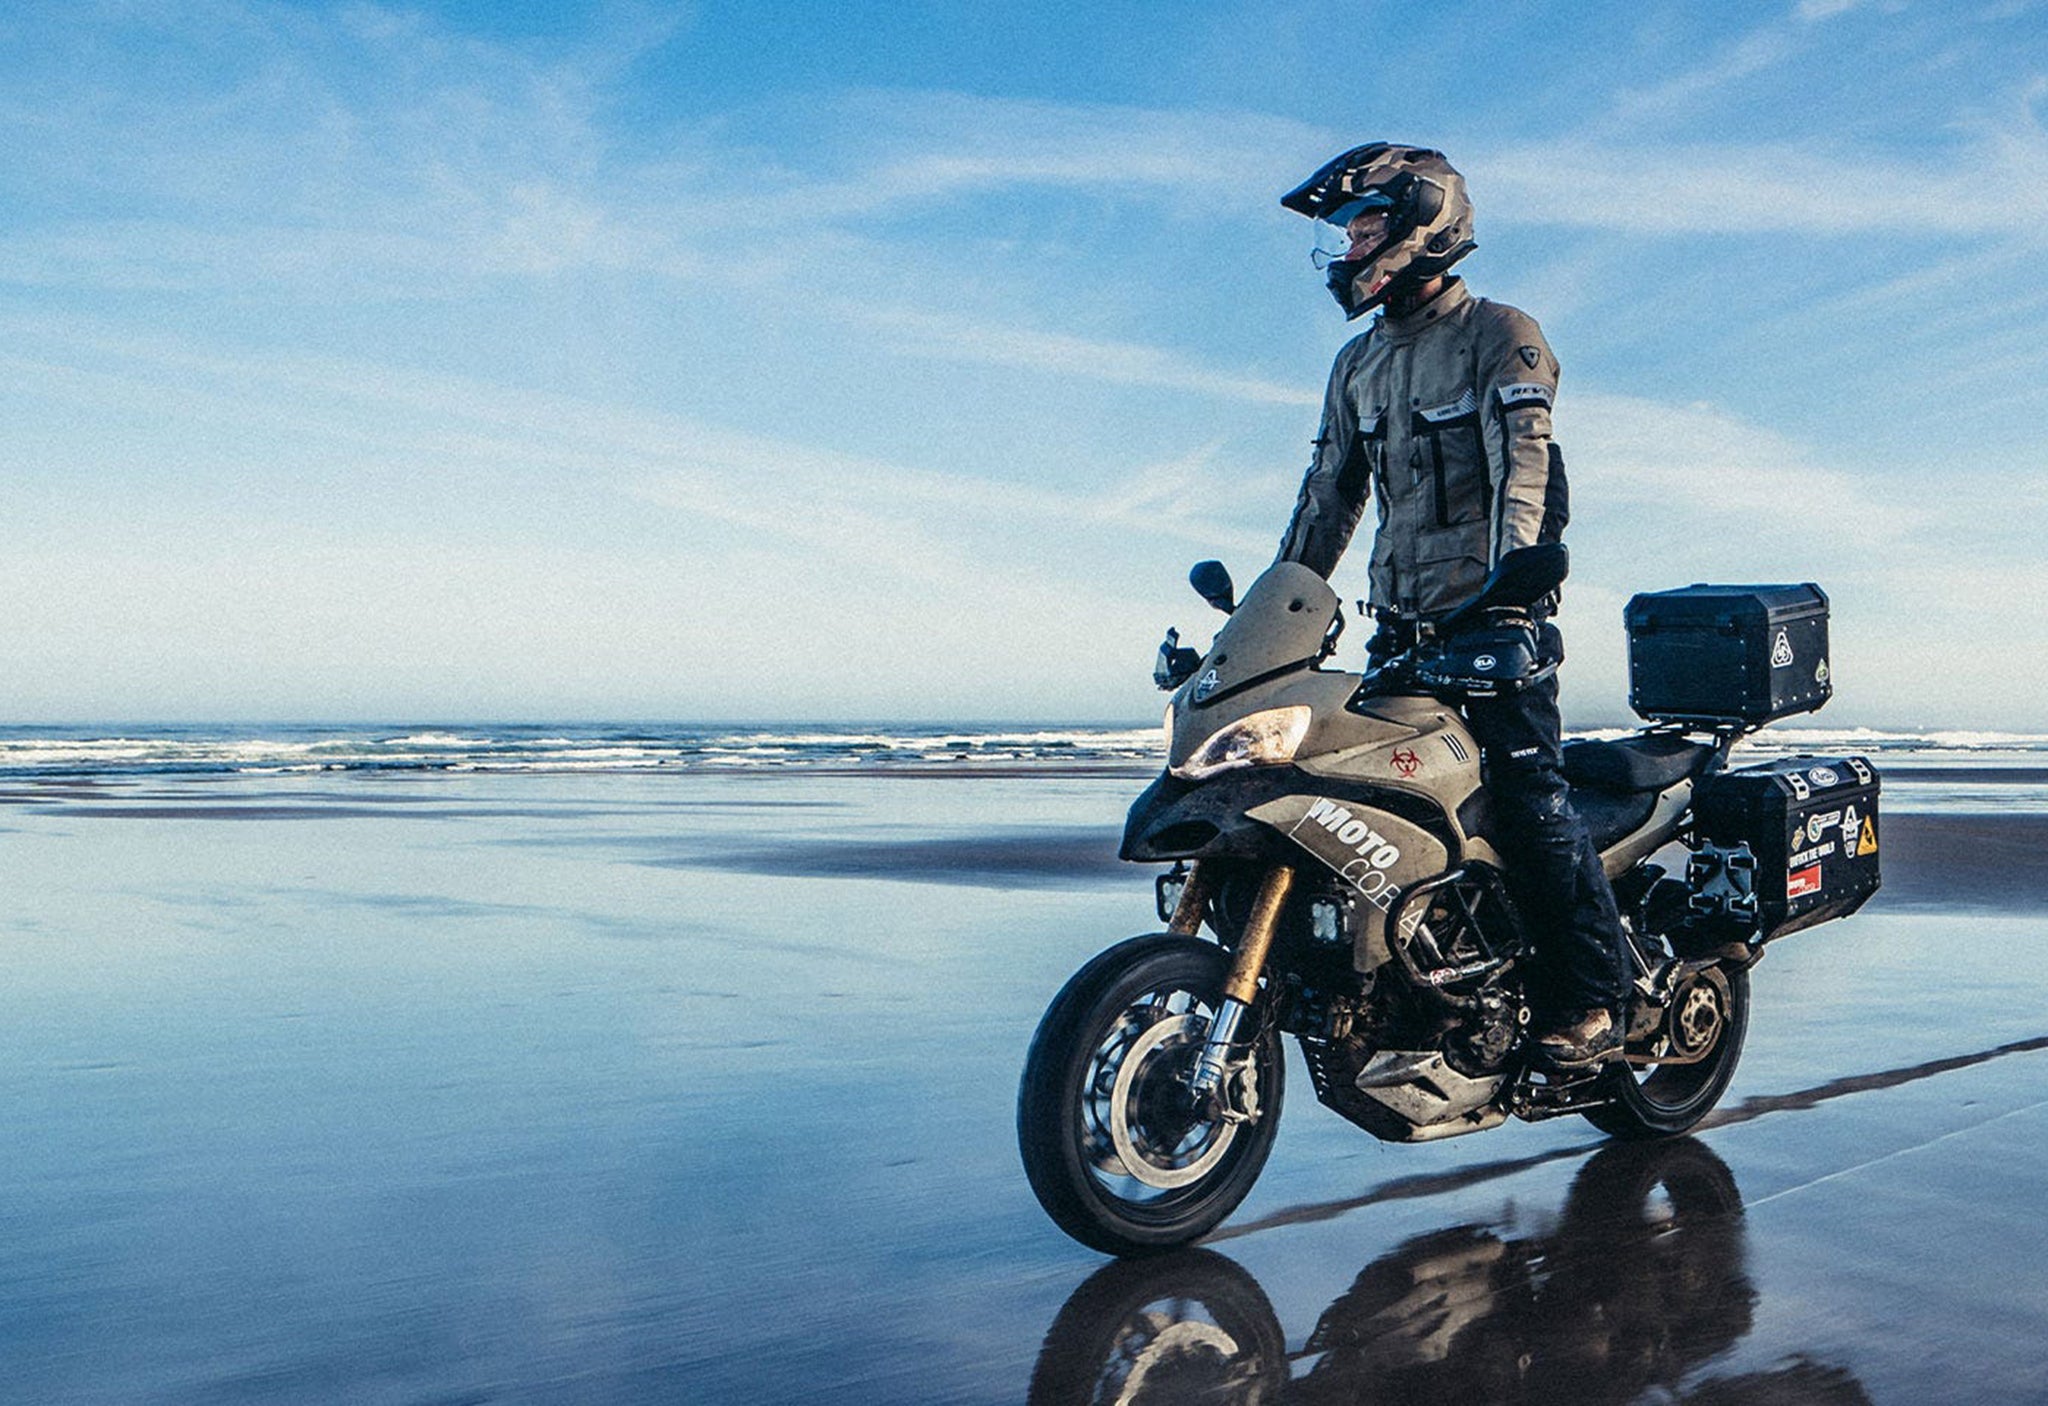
[1377,277,1469,342]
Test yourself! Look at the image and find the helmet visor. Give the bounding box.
[1322,190,1394,230]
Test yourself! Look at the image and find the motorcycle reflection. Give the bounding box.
[1027,1139,1869,1406]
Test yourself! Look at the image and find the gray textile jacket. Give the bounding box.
[1278,278,1569,619]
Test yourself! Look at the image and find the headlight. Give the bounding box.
[1171,705,1312,781]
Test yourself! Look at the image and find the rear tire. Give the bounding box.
[1018,934,1284,1255]
[1584,966,1749,1139]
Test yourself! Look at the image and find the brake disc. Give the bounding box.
[1107,1014,1240,1189]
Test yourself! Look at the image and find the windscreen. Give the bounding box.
[1180,562,1339,707]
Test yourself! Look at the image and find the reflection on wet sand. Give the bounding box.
[1207,1031,2048,1242]
[1030,1139,1869,1406]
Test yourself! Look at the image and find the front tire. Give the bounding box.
[1018,934,1284,1255]
[1584,966,1749,1138]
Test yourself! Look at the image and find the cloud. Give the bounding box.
[1560,391,1925,550]
[836,301,1319,407]
[790,90,1329,216]
[0,1,722,296]
[1601,26,1799,128]
[1475,132,2048,238]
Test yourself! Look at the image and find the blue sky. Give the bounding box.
[4,0,2046,725]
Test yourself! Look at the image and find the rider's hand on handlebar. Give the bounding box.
[1366,615,1417,667]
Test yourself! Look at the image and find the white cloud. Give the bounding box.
[837,301,1319,408]
[1560,391,1924,550]
[795,91,1329,215]
[1475,132,2048,238]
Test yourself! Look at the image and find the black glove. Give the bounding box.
[1365,614,1418,667]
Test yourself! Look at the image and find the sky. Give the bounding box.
[4,0,2046,726]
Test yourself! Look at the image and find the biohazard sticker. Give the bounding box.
[1857,817,1878,856]
[1787,863,1823,900]
[1771,629,1795,668]
[1391,747,1421,778]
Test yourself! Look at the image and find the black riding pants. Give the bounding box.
[1463,667,1631,1015]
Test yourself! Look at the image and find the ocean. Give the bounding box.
[6,720,2048,777]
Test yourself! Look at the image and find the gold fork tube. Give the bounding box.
[1167,862,1215,936]
[1221,865,1296,1005]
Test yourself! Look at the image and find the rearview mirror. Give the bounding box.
[1189,560,1236,615]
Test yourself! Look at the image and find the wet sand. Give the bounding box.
[5,767,2048,1403]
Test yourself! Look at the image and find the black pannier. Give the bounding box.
[1624,584,1831,725]
[1693,755,1881,941]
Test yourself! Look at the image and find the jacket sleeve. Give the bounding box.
[1277,339,1368,578]
[1476,306,1568,559]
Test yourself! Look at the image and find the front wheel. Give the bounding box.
[1584,965,1749,1138]
[1018,934,1284,1255]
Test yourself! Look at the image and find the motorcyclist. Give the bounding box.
[1274,143,1628,1067]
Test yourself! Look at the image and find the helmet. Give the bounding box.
[1281,143,1477,319]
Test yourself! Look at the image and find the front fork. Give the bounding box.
[1184,863,1296,1104]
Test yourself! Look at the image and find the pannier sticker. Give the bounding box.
[1771,629,1795,668]
[1789,841,1836,868]
[1857,817,1879,856]
[1816,659,1831,684]
[1807,766,1839,787]
[1807,809,1842,843]
[1787,863,1823,899]
[1840,805,1860,846]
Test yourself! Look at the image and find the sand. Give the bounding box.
[4,765,2046,1403]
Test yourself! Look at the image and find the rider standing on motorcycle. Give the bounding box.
[1274,143,1627,1067]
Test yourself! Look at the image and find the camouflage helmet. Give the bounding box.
[1281,143,1477,319]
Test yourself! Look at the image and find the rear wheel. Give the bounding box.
[1018,934,1284,1255]
[1584,966,1749,1138]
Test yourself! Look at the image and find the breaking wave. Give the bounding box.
[1,722,2042,779]
[0,724,1169,777]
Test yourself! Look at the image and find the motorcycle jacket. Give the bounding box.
[1278,277,1568,620]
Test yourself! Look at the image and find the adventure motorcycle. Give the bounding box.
[1017,545,1881,1254]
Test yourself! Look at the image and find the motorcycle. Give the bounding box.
[1017,544,1882,1255]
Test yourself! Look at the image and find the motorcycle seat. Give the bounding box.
[1561,734,1717,795]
